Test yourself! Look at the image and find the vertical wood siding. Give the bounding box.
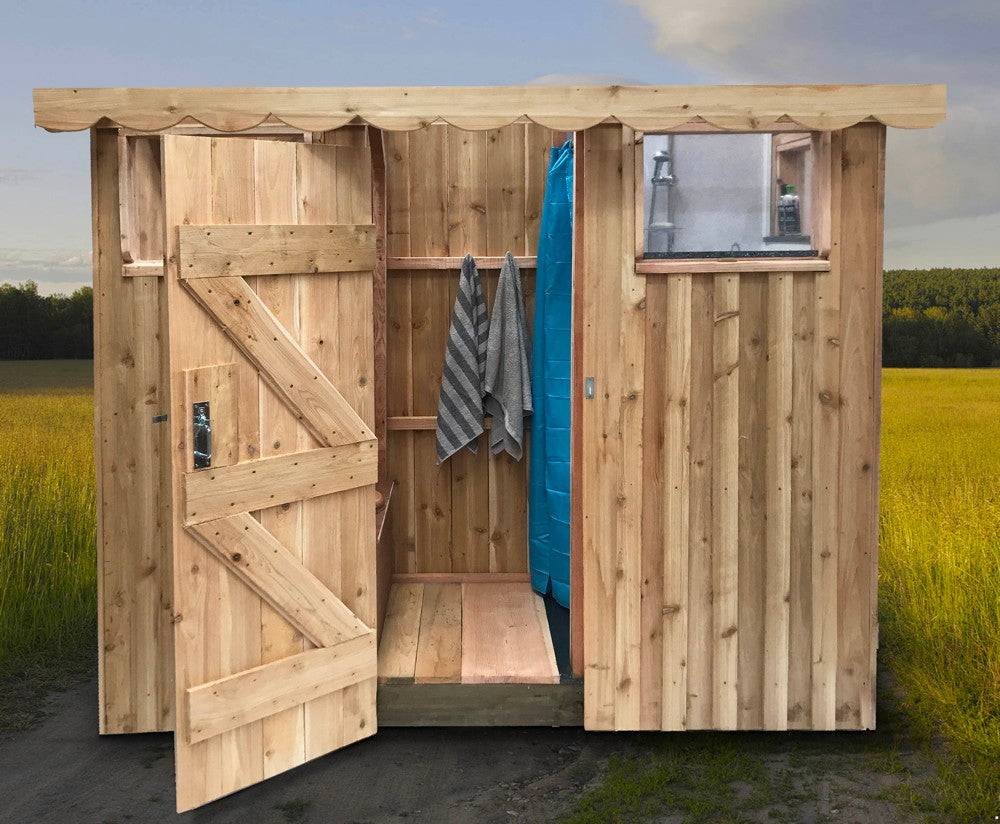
[581,123,884,732]
[383,123,555,574]
[92,130,173,734]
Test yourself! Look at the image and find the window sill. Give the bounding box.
[635,257,831,275]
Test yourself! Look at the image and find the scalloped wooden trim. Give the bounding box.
[34,85,946,133]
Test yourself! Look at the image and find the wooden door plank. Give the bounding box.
[763,271,794,729]
[189,513,371,648]
[184,442,377,525]
[165,133,228,811]
[377,583,425,683]
[413,583,462,683]
[185,634,376,744]
[662,272,691,730]
[252,137,310,778]
[711,273,740,730]
[179,224,375,278]
[203,135,265,799]
[460,583,559,684]
[184,275,375,447]
[296,140,378,756]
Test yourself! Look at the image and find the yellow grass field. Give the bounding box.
[0,362,997,819]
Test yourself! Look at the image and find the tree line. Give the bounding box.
[1,269,999,366]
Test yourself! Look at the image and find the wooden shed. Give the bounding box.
[34,83,946,812]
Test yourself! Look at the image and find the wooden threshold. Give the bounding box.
[377,582,559,686]
[635,257,831,275]
[388,255,537,270]
[378,681,583,727]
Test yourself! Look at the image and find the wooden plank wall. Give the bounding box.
[580,122,884,732]
[92,130,173,734]
[384,123,555,573]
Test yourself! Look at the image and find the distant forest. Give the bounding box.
[2,269,999,366]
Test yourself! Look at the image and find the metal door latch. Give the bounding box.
[192,401,212,469]
[584,377,595,400]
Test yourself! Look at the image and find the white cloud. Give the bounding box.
[622,0,1000,256]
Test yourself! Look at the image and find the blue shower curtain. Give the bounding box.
[528,139,573,608]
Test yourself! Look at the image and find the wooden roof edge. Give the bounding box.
[33,84,947,133]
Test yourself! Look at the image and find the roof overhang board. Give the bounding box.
[34,84,946,133]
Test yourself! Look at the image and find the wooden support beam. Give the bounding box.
[636,258,830,275]
[185,634,375,744]
[392,572,530,584]
[387,415,492,431]
[184,275,375,447]
[188,513,372,648]
[387,255,537,270]
[184,442,377,525]
[178,224,376,278]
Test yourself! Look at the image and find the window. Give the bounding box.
[642,132,819,259]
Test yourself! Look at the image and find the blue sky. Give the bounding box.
[2,0,998,293]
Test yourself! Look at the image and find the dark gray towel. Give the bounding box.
[436,255,489,463]
[485,252,532,460]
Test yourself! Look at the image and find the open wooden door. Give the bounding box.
[162,134,379,811]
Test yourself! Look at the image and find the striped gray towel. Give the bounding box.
[436,255,489,463]
[485,252,533,460]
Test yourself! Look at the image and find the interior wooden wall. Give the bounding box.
[580,123,884,731]
[384,123,556,574]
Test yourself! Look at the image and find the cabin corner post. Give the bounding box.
[91,127,173,735]
[835,122,885,730]
[580,123,647,730]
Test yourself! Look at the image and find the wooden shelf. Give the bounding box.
[388,255,537,271]
[636,257,830,275]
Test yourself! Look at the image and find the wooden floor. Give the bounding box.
[378,582,560,685]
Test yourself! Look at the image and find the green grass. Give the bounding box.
[879,369,1000,820]
[0,359,93,393]
[0,361,96,728]
[0,362,996,821]
[568,368,1000,823]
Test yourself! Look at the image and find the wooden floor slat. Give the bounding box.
[413,583,463,683]
[378,582,559,685]
[461,583,560,685]
[377,583,424,683]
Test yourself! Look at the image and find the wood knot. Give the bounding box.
[230,552,242,563]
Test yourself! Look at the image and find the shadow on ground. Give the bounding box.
[0,677,937,824]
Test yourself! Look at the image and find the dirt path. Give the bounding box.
[0,678,938,823]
